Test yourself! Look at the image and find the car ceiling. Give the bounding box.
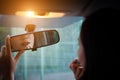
[0,0,120,28]
[0,0,120,16]
[0,0,90,16]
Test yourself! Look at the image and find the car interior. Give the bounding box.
[0,0,120,80]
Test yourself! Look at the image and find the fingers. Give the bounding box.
[1,45,6,56]
[76,67,82,79]
[69,59,80,71]
[5,35,12,56]
[69,59,84,80]
[15,50,24,63]
[69,63,76,73]
[69,63,80,73]
[76,66,84,80]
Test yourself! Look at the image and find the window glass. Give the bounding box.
[0,27,11,47]
[0,18,83,80]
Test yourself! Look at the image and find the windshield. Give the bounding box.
[0,16,84,80]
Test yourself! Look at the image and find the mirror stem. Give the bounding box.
[25,24,36,32]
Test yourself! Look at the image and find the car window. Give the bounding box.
[0,17,84,80]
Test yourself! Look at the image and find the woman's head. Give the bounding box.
[78,8,120,79]
[80,8,120,56]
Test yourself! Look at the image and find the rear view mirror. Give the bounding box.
[10,30,60,52]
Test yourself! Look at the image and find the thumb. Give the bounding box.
[76,66,84,79]
[15,50,24,63]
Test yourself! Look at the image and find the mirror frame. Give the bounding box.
[10,30,60,52]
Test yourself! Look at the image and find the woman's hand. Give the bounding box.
[0,35,24,80]
[69,58,84,80]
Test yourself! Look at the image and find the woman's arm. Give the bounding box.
[0,35,24,80]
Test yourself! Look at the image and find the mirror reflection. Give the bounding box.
[10,30,60,52]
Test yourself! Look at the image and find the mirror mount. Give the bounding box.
[25,24,37,51]
[25,24,36,33]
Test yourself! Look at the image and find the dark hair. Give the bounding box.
[80,8,120,80]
